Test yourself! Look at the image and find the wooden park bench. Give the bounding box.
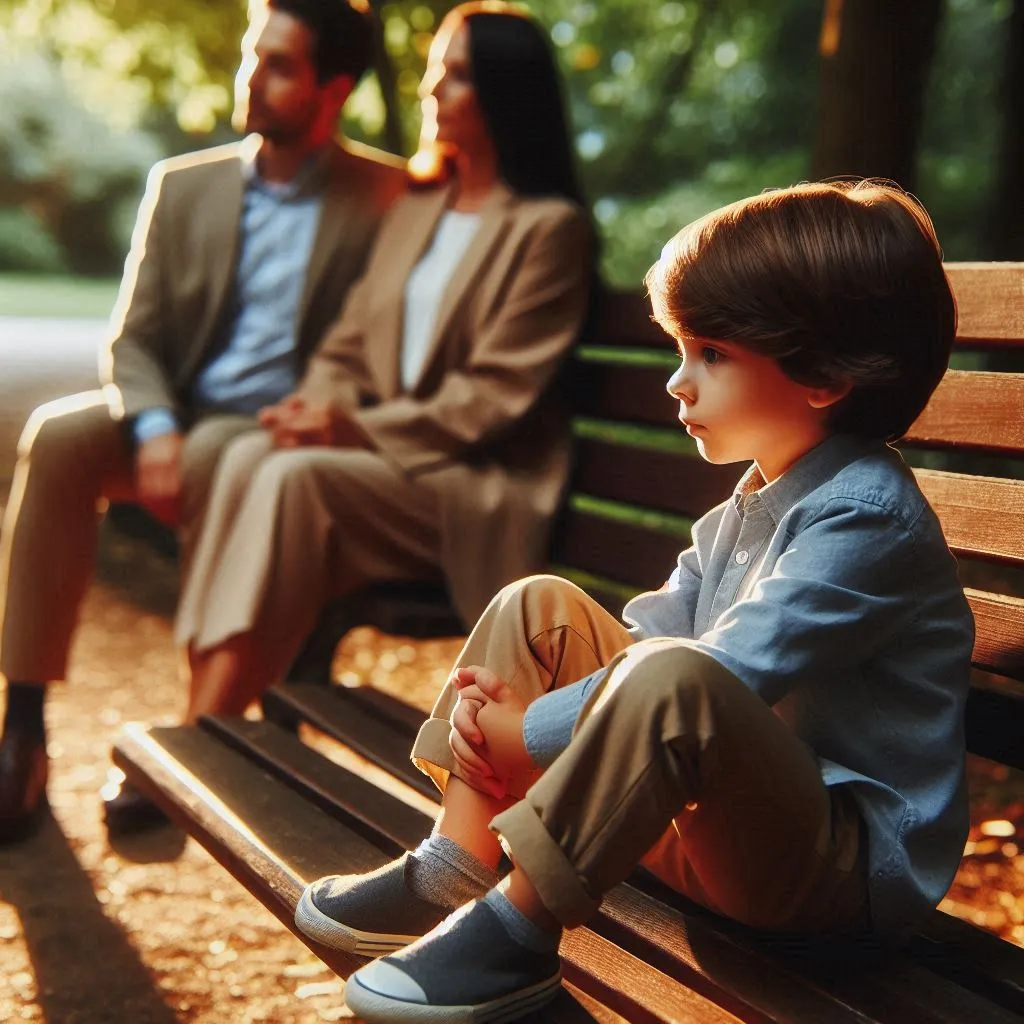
[114,263,1024,1023]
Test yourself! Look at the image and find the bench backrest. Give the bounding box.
[555,263,1024,767]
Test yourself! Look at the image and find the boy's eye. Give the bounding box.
[702,347,723,365]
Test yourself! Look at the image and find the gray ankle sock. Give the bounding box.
[406,833,499,909]
[483,888,561,953]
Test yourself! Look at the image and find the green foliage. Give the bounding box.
[0,0,1015,278]
[0,53,161,274]
[0,209,66,273]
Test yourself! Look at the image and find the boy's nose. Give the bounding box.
[666,364,695,404]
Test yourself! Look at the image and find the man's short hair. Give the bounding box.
[268,0,375,84]
[645,180,957,442]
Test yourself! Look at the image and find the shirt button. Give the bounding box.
[735,550,749,565]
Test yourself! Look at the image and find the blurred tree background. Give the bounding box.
[0,0,1019,289]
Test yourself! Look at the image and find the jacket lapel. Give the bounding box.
[368,184,453,399]
[408,185,514,393]
[297,142,359,334]
[181,142,247,382]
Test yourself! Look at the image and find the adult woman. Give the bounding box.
[176,2,592,724]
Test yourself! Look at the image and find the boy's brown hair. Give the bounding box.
[645,180,957,441]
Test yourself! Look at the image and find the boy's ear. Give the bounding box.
[806,379,853,410]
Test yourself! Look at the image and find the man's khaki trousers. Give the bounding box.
[411,574,869,934]
[0,391,254,683]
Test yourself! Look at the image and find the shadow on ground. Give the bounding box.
[0,814,180,1024]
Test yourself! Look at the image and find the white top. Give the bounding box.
[401,210,481,390]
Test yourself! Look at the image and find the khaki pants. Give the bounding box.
[411,575,868,934]
[0,390,255,683]
[175,431,444,683]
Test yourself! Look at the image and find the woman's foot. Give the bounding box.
[344,893,562,1023]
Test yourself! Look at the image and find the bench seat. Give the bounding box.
[115,682,1024,1023]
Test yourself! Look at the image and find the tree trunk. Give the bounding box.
[985,0,1024,258]
[811,0,944,189]
[369,1,406,156]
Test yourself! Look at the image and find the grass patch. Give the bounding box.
[0,274,119,319]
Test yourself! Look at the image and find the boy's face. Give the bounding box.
[666,337,837,482]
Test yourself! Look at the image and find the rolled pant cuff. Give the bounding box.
[410,716,453,794]
[490,799,599,927]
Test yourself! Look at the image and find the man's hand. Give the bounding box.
[135,431,184,526]
[449,666,532,798]
[258,395,372,450]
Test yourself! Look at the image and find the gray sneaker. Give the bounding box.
[294,854,450,955]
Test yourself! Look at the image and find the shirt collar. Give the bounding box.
[239,136,333,199]
[732,434,883,525]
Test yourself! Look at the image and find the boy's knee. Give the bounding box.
[606,639,741,715]
[494,573,594,626]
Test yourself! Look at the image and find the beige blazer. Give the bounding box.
[101,135,406,420]
[299,183,591,623]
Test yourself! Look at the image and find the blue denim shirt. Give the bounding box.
[133,153,325,442]
[525,434,974,941]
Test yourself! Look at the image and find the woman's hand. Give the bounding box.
[259,397,372,449]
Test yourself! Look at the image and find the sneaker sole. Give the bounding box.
[294,884,424,955]
[344,969,562,1023]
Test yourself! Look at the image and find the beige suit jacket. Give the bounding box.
[100,135,406,421]
[299,183,591,623]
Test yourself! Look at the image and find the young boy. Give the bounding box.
[294,180,975,1023]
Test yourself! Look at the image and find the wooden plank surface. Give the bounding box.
[916,470,1024,566]
[556,508,682,592]
[913,909,1024,1016]
[573,438,739,518]
[262,683,438,799]
[113,724,635,1024]
[945,264,1024,347]
[200,715,432,855]
[111,723,380,979]
[906,371,1024,455]
[967,589,1024,681]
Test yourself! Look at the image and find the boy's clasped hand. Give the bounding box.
[449,666,532,799]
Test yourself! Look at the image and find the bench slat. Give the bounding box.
[597,885,880,1023]
[916,471,1024,566]
[573,438,738,518]
[913,906,1024,1014]
[261,684,438,799]
[111,723,378,979]
[945,264,1024,347]
[200,715,431,855]
[576,361,1024,460]
[557,509,680,592]
[907,371,1024,455]
[968,589,1024,682]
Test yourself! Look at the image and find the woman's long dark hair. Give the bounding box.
[461,6,584,205]
[411,3,584,206]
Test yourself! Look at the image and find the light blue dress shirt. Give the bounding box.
[133,156,325,443]
[523,434,975,941]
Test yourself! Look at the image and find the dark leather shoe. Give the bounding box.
[0,729,49,843]
[102,771,170,837]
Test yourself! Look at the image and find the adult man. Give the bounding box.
[0,0,405,842]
